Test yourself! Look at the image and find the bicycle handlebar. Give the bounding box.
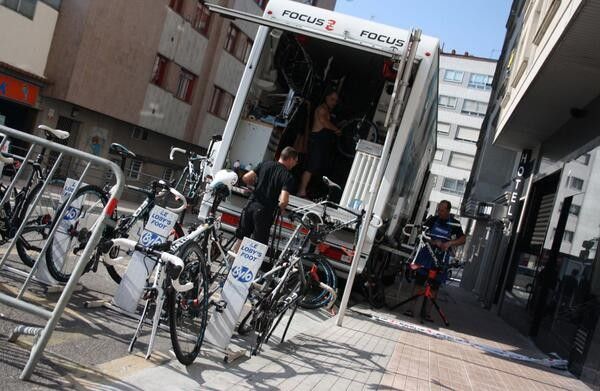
[154,180,187,214]
[110,238,193,292]
[169,147,187,160]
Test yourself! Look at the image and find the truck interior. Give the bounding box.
[226,28,419,201]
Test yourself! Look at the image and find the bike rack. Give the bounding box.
[0,124,124,380]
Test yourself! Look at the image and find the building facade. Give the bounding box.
[0,0,60,130]
[428,52,495,231]
[461,0,600,386]
[30,0,335,192]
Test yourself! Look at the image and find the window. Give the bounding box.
[576,153,590,165]
[468,73,493,90]
[570,204,581,217]
[444,69,464,83]
[127,160,143,180]
[439,95,457,109]
[441,178,466,195]
[2,0,37,18]
[163,167,175,182]
[437,122,450,134]
[224,23,253,63]
[209,86,234,120]
[41,0,61,10]
[193,3,211,36]
[168,0,183,13]
[225,24,240,55]
[175,69,196,102]
[254,0,269,9]
[449,152,475,170]
[456,126,479,143]
[151,55,168,87]
[563,230,574,243]
[567,176,584,191]
[131,127,148,141]
[461,99,488,117]
[434,149,444,161]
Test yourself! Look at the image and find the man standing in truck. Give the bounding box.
[235,147,299,247]
[297,90,341,198]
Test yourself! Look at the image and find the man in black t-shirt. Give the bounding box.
[235,147,298,246]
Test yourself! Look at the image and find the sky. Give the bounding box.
[334,0,512,59]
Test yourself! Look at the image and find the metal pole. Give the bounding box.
[336,30,421,327]
[0,144,35,209]
[17,162,92,299]
[20,175,124,380]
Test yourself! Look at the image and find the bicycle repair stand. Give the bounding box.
[389,267,450,327]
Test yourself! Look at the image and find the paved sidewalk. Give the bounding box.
[63,286,590,390]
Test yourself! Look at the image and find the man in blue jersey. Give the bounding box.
[404,200,466,321]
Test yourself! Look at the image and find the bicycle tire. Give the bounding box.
[336,118,379,158]
[45,185,108,283]
[168,241,210,365]
[15,178,65,267]
[298,254,338,309]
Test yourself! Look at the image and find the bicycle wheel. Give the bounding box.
[299,254,338,309]
[336,118,379,158]
[16,178,65,268]
[168,242,210,365]
[45,185,107,283]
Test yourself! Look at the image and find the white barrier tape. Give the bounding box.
[350,309,568,370]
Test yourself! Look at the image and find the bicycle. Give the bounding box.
[336,114,380,158]
[389,225,452,326]
[237,178,364,355]
[44,143,186,284]
[106,237,197,361]
[169,134,221,214]
[0,125,70,267]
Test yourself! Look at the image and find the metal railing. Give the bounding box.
[0,124,125,380]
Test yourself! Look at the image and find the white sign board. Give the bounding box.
[36,178,85,284]
[205,237,267,350]
[113,205,177,313]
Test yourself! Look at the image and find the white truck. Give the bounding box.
[203,0,439,277]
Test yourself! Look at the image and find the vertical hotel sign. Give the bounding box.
[506,149,532,221]
[0,74,40,106]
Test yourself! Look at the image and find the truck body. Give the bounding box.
[203,0,439,276]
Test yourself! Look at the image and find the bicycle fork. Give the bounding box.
[129,261,166,360]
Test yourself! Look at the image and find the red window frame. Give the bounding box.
[175,68,197,103]
[193,2,211,36]
[209,86,234,120]
[169,0,183,13]
[151,55,168,87]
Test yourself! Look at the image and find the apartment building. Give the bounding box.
[0,0,60,130]
[461,0,600,386]
[35,0,335,188]
[428,52,495,229]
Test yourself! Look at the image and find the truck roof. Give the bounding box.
[264,0,439,58]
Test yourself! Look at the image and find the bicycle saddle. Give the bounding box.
[38,125,69,140]
[109,143,136,159]
[322,176,341,191]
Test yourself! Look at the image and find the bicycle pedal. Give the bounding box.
[210,299,227,313]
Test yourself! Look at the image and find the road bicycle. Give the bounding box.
[237,178,364,355]
[44,143,186,284]
[0,125,70,267]
[106,237,197,361]
[336,114,380,158]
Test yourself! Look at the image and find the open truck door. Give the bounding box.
[204,2,436,321]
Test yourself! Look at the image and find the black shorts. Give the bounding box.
[235,201,276,245]
[306,129,336,174]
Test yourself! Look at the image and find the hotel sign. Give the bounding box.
[506,149,532,221]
